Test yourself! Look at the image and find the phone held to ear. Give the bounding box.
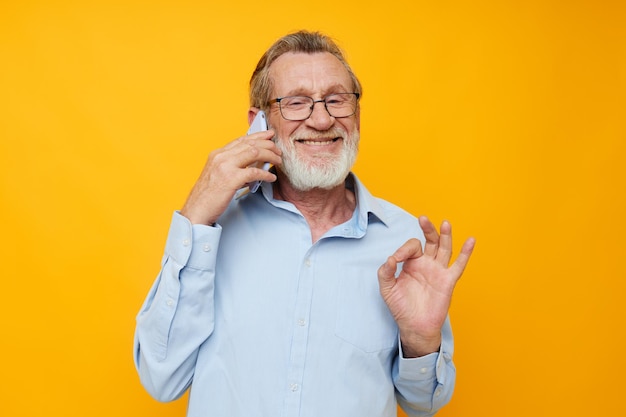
[235,111,270,199]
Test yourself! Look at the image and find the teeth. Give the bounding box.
[299,139,336,146]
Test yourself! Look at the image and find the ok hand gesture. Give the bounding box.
[377,216,475,358]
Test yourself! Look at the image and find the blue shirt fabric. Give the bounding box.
[134,173,456,417]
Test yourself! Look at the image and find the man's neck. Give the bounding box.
[273,175,356,243]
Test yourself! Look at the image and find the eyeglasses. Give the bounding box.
[269,93,360,121]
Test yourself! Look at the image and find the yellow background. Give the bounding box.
[1,1,624,416]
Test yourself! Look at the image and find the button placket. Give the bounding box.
[283,250,316,413]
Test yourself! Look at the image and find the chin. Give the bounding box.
[284,153,355,191]
[276,130,359,191]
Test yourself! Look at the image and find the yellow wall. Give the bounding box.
[1,1,624,416]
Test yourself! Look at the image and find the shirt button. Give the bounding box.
[202,243,211,252]
[290,383,299,392]
[435,387,442,397]
[304,259,311,267]
[297,319,306,326]
[182,239,190,246]
[166,299,174,306]
[420,367,428,374]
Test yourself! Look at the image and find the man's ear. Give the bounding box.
[248,107,261,125]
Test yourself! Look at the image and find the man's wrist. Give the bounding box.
[400,335,441,358]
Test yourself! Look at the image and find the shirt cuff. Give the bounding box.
[164,211,222,270]
[398,344,450,385]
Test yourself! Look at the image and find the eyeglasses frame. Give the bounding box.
[268,92,361,121]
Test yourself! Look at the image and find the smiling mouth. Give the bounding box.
[296,138,341,146]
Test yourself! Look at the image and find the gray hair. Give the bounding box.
[249,30,362,109]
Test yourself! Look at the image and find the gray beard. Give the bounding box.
[274,129,359,192]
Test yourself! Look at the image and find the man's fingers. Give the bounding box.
[238,145,282,170]
[419,216,440,257]
[216,136,281,177]
[378,238,423,291]
[224,129,275,150]
[377,256,398,293]
[437,220,453,266]
[392,238,424,263]
[450,237,476,279]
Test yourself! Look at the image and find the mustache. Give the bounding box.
[291,128,347,141]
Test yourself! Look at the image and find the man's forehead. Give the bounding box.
[268,51,352,95]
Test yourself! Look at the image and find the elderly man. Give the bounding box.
[134,30,475,417]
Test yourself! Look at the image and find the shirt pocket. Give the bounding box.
[334,273,398,353]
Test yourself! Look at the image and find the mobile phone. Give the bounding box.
[247,110,267,136]
[236,111,270,198]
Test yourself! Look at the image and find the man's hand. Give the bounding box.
[181,130,282,225]
[377,216,475,358]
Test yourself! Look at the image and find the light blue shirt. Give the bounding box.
[134,174,456,417]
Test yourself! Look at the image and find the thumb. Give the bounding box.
[377,256,398,293]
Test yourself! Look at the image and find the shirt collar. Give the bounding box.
[348,173,389,230]
[259,172,390,234]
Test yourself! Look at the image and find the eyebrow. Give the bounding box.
[280,83,351,98]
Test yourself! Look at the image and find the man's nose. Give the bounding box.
[305,100,334,130]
